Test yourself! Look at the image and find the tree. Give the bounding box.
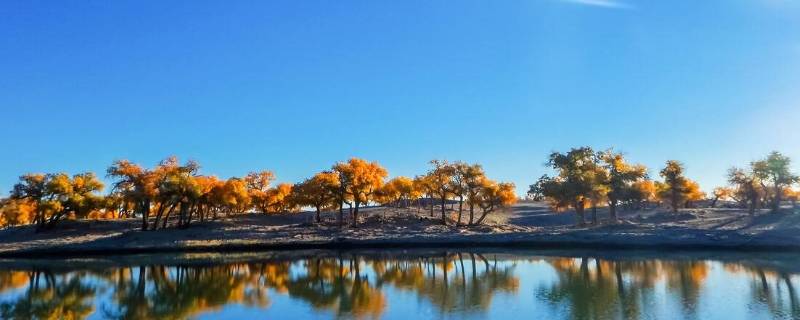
[333,158,388,226]
[461,164,487,225]
[682,180,705,208]
[536,147,602,226]
[10,172,104,231]
[264,183,295,213]
[245,171,276,214]
[449,162,470,226]
[752,152,798,213]
[598,151,648,221]
[218,178,251,215]
[624,180,656,210]
[473,181,517,225]
[0,198,36,227]
[658,160,692,213]
[294,171,339,223]
[728,167,762,215]
[150,157,201,229]
[426,160,456,225]
[710,187,732,208]
[412,175,436,216]
[107,160,157,231]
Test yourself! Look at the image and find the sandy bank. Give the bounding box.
[1,203,799,257]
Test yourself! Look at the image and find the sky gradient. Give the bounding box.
[1,0,799,195]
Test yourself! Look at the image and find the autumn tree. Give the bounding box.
[534,147,602,226]
[293,171,339,223]
[107,160,157,231]
[625,180,656,210]
[426,160,455,225]
[10,172,104,231]
[150,157,201,229]
[682,180,705,208]
[245,171,276,214]
[728,167,763,215]
[598,150,648,221]
[0,198,36,227]
[473,181,517,225]
[657,160,692,213]
[752,152,798,212]
[412,175,436,216]
[710,187,732,208]
[333,158,388,226]
[264,183,295,213]
[216,177,251,215]
[449,162,470,225]
[461,164,487,225]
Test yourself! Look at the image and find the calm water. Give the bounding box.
[0,250,799,320]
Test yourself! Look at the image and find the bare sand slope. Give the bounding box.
[1,202,799,257]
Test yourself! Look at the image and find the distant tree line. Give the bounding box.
[529,147,798,226]
[0,157,516,231]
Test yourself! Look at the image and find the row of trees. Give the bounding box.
[0,157,517,231]
[529,148,798,226]
[715,151,799,215]
[528,147,704,225]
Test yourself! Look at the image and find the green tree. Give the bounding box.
[728,167,763,215]
[536,147,602,226]
[752,151,798,213]
[599,151,648,220]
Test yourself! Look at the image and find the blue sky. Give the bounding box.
[1,0,799,195]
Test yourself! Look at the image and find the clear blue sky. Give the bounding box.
[2,0,799,195]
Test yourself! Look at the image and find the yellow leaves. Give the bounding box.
[294,171,340,211]
[245,171,275,193]
[684,179,705,202]
[631,180,657,202]
[333,158,388,204]
[0,199,36,227]
[260,183,294,214]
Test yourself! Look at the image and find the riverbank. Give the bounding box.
[1,202,799,257]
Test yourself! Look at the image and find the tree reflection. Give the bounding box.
[0,254,797,319]
[536,257,796,320]
[0,271,95,319]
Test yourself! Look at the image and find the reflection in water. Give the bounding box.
[0,252,798,319]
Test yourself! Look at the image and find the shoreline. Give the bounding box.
[3,203,799,259]
[2,229,798,258]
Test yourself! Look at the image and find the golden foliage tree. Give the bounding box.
[245,171,275,214]
[293,171,339,223]
[426,160,456,225]
[10,172,104,231]
[657,160,697,213]
[333,158,388,226]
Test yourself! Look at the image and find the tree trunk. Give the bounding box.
[457,196,464,226]
[671,189,679,213]
[315,205,321,223]
[475,208,491,225]
[468,203,475,225]
[440,196,447,225]
[772,184,781,213]
[352,201,360,226]
[591,204,598,225]
[575,200,585,226]
[609,200,617,221]
[338,202,344,227]
[141,200,150,231]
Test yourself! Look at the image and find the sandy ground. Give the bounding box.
[1,202,799,256]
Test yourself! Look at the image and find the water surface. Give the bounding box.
[0,249,798,319]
